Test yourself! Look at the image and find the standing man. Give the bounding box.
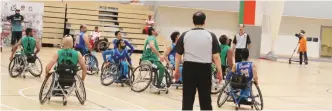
[297,30,308,67]
[7,9,24,51]
[174,11,222,110]
[75,24,91,55]
[232,24,251,62]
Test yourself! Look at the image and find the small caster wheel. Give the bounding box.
[235,107,238,111]
[251,106,254,109]
[166,90,169,94]
[121,84,124,87]
[63,101,67,106]
[157,91,160,95]
[23,75,26,78]
[176,86,178,89]
[47,97,51,101]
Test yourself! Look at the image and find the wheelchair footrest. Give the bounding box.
[239,99,253,105]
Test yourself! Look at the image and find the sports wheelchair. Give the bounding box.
[39,65,86,106]
[100,60,134,87]
[8,51,43,78]
[83,53,99,75]
[130,60,172,94]
[216,72,263,110]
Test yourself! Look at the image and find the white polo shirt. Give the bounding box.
[233,32,251,49]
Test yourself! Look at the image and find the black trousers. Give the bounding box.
[11,31,22,45]
[182,61,212,110]
[299,51,308,65]
[235,48,246,63]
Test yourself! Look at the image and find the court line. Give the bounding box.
[1,104,19,110]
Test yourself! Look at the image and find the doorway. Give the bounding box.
[320,26,332,58]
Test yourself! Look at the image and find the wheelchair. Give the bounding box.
[39,65,86,106]
[166,63,183,89]
[94,38,110,52]
[130,60,172,94]
[8,51,43,78]
[83,53,99,75]
[216,73,263,110]
[100,60,134,87]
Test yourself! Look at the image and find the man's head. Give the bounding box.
[26,28,33,36]
[62,35,74,49]
[219,35,229,45]
[15,9,20,15]
[193,11,206,26]
[239,24,245,33]
[116,39,126,50]
[170,31,180,43]
[115,31,121,39]
[148,15,152,20]
[80,24,87,33]
[95,26,99,32]
[241,48,250,61]
[148,27,158,36]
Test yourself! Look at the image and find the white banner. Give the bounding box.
[1,1,44,43]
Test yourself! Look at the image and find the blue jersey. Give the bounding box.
[235,62,253,81]
[168,43,176,65]
[113,39,135,55]
[107,48,132,65]
[77,32,87,49]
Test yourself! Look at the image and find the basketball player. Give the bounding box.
[219,35,234,79]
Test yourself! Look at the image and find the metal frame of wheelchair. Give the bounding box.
[39,66,86,106]
[216,74,263,110]
[83,53,99,75]
[130,60,172,94]
[8,52,43,78]
[100,61,134,87]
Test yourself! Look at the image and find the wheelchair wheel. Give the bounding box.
[131,64,153,92]
[84,54,99,75]
[164,69,172,88]
[217,81,231,108]
[75,75,86,105]
[96,40,108,52]
[8,56,25,78]
[211,72,222,94]
[29,57,43,77]
[251,83,263,110]
[100,64,118,86]
[39,73,55,104]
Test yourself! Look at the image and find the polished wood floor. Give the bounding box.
[1,47,332,110]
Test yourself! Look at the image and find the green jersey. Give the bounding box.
[21,36,36,55]
[141,36,159,61]
[57,49,79,65]
[220,44,230,66]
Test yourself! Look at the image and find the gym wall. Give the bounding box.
[261,16,332,58]
[154,6,238,43]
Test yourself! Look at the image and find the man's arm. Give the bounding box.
[232,35,237,50]
[246,34,251,49]
[210,32,222,76]
[78,52,87,81]
[175,31,186,71]
[149,40,161,56]
[164,46,172,65]
[10,40,22,58]
[7,15,13,21]
[227,49,234,68]
[253,63,258,85]
[124,40,134,55]
[35,41,41,54]
[125,51,132,65]
[45,53,58,74]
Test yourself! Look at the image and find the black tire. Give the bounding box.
[217,81,231,108]
[84,54,99,75]
[125,65,135,86]
[29,57,43,77]
[252,83,264,110]
[100,64,118,86]
[211,72,221,94]
[75,75,86,105]
[8,56,24,78]
[131,64,153,92]
[96,40,108,52]
[165,70,172,88]
[39,73,54,104]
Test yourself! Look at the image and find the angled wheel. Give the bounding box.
[100,64,118,86]
[84,54,99,75]
[217,81,231,108]
[164,69,172,88]
[125,65,135,86]
[39,73,55,104]
[8,55,25,78]
[96,40,108,52]
[252,83,263,110]
[131,64,153,92]
[211,72,222,94]
[75,75,86,105]
[29,57,43,77]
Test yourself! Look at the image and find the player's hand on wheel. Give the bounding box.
[216,71,223,83]
[159,55,165,62]
[174,69,180,81]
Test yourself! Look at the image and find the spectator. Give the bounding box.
[143,15,154,34]
[7,9,24,51]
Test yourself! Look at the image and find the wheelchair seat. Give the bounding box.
[26,54,37,63]
[230,74,249,89]
[56,64,78,87]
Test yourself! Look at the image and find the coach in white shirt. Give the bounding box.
[232,24,251,62]
[90,26,101,42]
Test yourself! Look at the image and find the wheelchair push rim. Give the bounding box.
[84,54,99,75]
[217,81,231,107]
[131,64,153,93]
[29,57,43,77]
[251,83,263,110]
[100,63,118,86]
[8,55,25,78]
[39,73,55,104]
[75,75,86,105]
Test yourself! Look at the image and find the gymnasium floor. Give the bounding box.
[1,47,332,110]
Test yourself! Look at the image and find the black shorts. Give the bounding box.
[11,31,22,45]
